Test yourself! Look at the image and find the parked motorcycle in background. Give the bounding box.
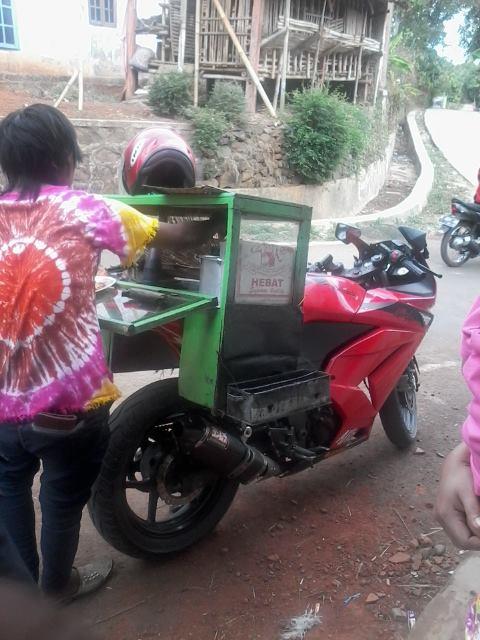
[440,168,480,267]
[440,198,480,267]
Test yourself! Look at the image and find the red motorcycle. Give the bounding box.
[303,223,438,452]
[90,223,439,557]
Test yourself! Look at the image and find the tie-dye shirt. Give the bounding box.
[0,185,159,422]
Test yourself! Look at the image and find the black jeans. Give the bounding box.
[0,407,110,593]
[0,518,34,584]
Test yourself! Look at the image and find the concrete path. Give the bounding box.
[410,554,480,639]
[425,108,480,186]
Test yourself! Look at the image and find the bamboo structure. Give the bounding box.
[178,0,188,70]
[147,0,390,111]
[194,0,201,105]
[245,0,265,112]
[211,0,276,116]
[279,0,291,110]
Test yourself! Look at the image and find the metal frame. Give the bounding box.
[0,0,19,50]
[88,0,116,27]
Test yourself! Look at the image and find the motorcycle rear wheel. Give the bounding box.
[440,226,471,267]
[379,363,418,450]
[89,378,239,558]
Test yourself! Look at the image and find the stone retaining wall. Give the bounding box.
[71,118,192,193]
[236,131,396,220]
[198,116,295,189]
[0,115,396,220]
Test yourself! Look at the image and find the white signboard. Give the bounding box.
[235,240,295,305]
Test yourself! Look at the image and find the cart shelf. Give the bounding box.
[97,280,217,336]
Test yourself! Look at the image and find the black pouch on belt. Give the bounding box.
[32,413,80,432]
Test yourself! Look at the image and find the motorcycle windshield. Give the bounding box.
[354,222,405,245]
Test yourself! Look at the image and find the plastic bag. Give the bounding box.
[466,594,480,639]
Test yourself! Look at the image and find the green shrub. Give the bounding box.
[362,105,390,165]
[283,89,369,183]
[207,82,246,125]
[191,107,228,155]
[147,71,192,116]
[342,100,370,164]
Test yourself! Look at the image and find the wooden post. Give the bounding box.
[178,0,188,71]
[123,0,138,101]
[194,0,201,106]
[273,52,283,111]
[279,0,291,110]
[54,70,79,108]
[245,0,264,113]
[211,0,276,117]
[312,0,327,87]
[353,46,363,104]
[374,4,393,106]
[77,2,85,111]
[353,11,367,105]
[78,64,84,111]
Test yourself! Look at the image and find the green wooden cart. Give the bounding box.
[98,188,313,412]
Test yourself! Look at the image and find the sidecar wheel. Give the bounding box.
[379,365,418,450]
[89,378,239,558]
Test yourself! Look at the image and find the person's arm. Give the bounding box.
[436,442,480,549]
[92,196,224,266]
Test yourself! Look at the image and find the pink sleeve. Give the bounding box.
[461,297,480,494]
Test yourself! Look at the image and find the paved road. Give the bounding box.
[425,108,480,187]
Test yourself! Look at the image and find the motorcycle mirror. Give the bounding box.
[335,223,362,245]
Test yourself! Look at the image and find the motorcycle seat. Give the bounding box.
[452,198,480,214]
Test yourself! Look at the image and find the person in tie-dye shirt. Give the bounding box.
[0,104,218,599]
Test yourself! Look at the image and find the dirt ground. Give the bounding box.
[69,382,462,640]
[0,80,157,120]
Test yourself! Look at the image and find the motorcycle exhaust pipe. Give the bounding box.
[181,423,281,484]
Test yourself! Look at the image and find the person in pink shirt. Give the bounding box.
[437,298,480,549]
[0,104,220,600]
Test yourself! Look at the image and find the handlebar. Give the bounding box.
[400,258,425,278]
[310,238,441,287]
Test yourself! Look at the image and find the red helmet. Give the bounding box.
[122,127,196,194]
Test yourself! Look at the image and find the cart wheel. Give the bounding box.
[89,378,238,558]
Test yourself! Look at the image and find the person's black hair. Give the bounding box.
[0,103,82,200]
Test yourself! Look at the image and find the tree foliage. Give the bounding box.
[461,5,480,55]
[390,1,480,105]
[393,0,460,54]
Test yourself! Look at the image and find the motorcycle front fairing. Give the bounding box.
[301,241,435,447]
